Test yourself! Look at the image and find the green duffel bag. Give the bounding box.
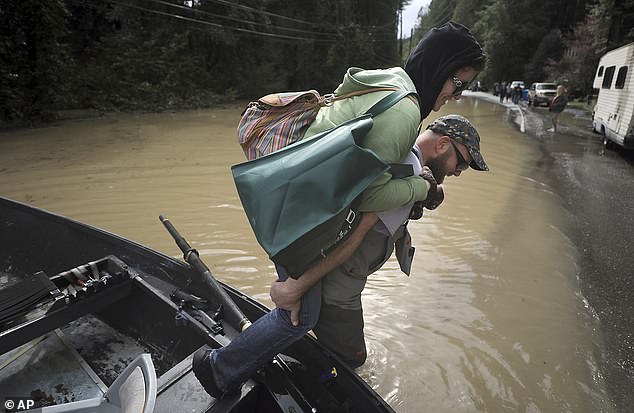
[231,90,416,278]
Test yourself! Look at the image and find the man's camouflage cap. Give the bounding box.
[426,114,489,171]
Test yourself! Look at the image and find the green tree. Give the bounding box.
[410,0,596,89]
[588,0,634,53]
[523,29,565,85]
[452,0,488,29]
[0,0,406,121]
[473,0,549,85]
[589,0,615,54]
[420,0,457,33]
[545,15,602,97]
[0,0,70,121]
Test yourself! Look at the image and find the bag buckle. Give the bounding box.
[322,94,336,106]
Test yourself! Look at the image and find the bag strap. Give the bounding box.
[389,163,414,179]
[363,90,420,179]
[365,90,418,117]
[329,87,419,108]
[332,87,399,101]
[325,89,420,179]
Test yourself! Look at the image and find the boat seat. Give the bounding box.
[0,271,61,327]
[29,353,157,413]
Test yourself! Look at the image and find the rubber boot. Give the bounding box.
[313,304,367,368]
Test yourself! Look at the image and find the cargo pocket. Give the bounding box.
[341,229,392,278]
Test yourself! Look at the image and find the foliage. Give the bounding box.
[0,0,70,121]
[451,0,488,30]
[1,0,404,123]
[544,15,602,98]
[589,0,634,54]
[589,0,616,55]
[419,0,457,33]
[2,0,632,123]
[473,0,545,85]
[409,0,632,97]
[524,29,565,86]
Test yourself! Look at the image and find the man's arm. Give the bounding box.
[270,212,379,326]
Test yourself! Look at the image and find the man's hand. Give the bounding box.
[419,166,444,210]
[409,201,424,219]
[424,184,444,210]
[270,277,304,326]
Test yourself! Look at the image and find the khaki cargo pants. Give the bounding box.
[313,224,407,368]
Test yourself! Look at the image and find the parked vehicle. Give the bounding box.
[508,81,525,104]
[0,197,395,412]
[528,82,557,107]
[510,80,524,89]
[592,42,634,150]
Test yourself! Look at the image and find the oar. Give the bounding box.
[159,215,251,332]
[160,216,319,411]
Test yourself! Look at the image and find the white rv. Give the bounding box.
[592,42,634,149]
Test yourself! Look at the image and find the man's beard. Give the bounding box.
[424,150,451,184]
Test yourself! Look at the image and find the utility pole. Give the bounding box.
[399,6,403,57]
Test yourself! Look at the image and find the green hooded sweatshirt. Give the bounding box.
[302,67,429,212]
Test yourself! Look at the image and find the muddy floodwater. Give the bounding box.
[0,98,617,412]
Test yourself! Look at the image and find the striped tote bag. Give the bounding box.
[237,90,325,160]
[237,87,398,160]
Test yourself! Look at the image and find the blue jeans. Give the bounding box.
[209,265,322,392]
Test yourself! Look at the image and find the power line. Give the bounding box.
[371,51,398,67]
[429,1,455,28]
[105,0,337,43]
[76,0,399,47]
[203,0,321,27]
[143,0,340,38]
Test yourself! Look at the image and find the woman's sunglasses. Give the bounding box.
[451,76,471,97]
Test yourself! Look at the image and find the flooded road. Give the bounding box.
[0,98,617,412]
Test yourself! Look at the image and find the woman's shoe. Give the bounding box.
[192,345,224,398]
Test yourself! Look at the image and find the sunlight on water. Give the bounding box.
[0,98,615,412]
